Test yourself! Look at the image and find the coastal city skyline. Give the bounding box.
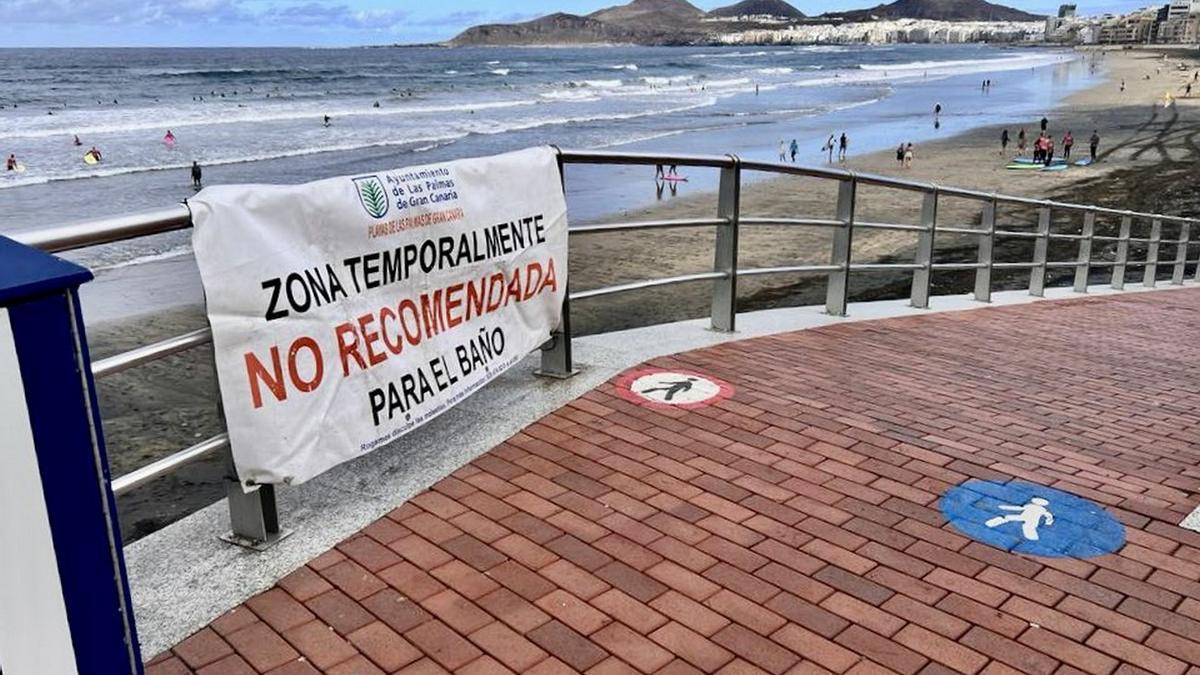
[4,0,1147,46]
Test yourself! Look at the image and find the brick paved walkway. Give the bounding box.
[149,290,1200,675]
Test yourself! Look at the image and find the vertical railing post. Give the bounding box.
[1029,205,1051,297]
[219,402,289,550]
[711,156,740,332]
[910,189,938,309]
[1173,222,1190,285]
[1144,218,1162,287]
[826,176,856,316]
[974,197,996,302]
[1074,209,1096,293]
[0,238,143,674]
[1113,215,1131,289]
[535,150,576,379]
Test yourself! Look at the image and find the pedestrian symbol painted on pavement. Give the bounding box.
[985,497,1053,541]
[614,368,734,410]
[941,479,1124,558]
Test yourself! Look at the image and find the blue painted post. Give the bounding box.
[0,236,143,675]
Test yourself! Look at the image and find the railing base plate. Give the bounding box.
[534,367,581,380]
[220,528,294,552]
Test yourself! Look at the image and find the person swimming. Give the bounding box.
[73,134,82,146]
[164,130,176,144]
[86,146,102,162]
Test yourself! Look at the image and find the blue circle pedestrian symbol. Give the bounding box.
[941,479,1125,558]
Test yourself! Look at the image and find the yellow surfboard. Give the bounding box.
[83,152,98,165]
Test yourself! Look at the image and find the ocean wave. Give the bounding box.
[611,64,639,71]
[689,50,773,59]
[0,133,470,191]
[640,75,694,86]
[859,53,1068,73]
[579,79,623,89]
[490,68,511,76]
[0,99,537,141]
[756,67,794,75]
[91,245,193,273]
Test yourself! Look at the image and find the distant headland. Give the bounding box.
[446,0,1044,47]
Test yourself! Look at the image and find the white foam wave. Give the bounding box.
[756,67,794,75]
[611,64,639,71]
[490,68,510,76]
[0,133,469,191]
[92,245,193,273]
[0,99,536,141]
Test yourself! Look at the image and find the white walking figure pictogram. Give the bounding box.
[984,497,1054,541]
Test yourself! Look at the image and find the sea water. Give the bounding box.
[0,45,1097,291]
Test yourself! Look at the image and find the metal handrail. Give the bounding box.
[12,147,1200,548]
[12,205,192,253]
[93,328,213,379]
[572,218,726,234]
[111,433,229,497]
[570,271,726,301]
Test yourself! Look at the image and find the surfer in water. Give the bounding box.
[164,130,176,145]
[6,154,16,171]
[73,134,82,146]
[86,146,102,162]
[323,115,331,127]
[191,161,203,189]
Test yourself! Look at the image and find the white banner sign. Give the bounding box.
[191,147,567,487]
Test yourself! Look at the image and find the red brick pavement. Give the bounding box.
[148,290,1200,674]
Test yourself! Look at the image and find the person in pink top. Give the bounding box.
[1062,131,1074,161]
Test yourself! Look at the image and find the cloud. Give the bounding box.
[0,0,409,30]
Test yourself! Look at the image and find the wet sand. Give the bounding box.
[92,48,1200,540]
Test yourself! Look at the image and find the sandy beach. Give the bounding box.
[89,48,1200,539]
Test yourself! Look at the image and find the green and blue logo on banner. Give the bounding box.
[941,479,1125,558]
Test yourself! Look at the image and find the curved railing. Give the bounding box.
[11,148,1199,547]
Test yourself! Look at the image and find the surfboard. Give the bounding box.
[12,164,25,173]
[662,176,688,182]
[1041,164,1069,172]
[83,153,98,165]
[164,137,176,148]
[1006,163,1042,170]
[1073,158,1093,166]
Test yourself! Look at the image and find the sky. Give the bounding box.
[0,0,1147,47]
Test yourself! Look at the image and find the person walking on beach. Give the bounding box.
[789,138,798,163]
[1040,116,1048,132]
[1089,130,1100,162]
[191,161,203,189]
[903,143,914,168]
[778,141,786,162]
[934,103,942,118]
[1017,129,1027,156]
[1000,129,1009,156]
[1062,131,1074,160]
[823,134,835,163]
[838,132,848,162]
[896,143,905,166]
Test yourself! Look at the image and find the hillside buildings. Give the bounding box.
[717,18,1042,44]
